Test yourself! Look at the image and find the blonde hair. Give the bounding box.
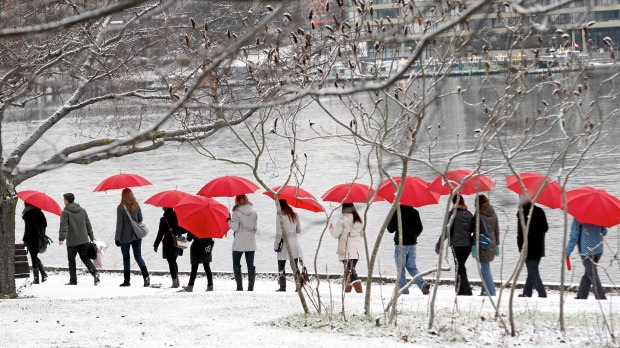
[235,195,249,205]
[120,188,138,212]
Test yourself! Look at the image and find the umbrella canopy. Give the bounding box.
[566,186,620,227]
[506,172,563,209]
[321,182,383,203]
[174,195,230,238]
[197,175,260,198]
[428,169,494,195]
[17,190,63,216]
[377,176,440,207]
[93,173,152,192]
[145,190,193,208]
[263,185,324,212]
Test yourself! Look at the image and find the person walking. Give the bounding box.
[227,194,258,291]
[182,232,214,292]
[274,199,302,292]
[566,218,608,300]
[437,195,473,296]
[516,196,548,298]
[22,202,49,284]
[473,195,500,296]
[59,193,100,286]
[330,203,365,294]
[387,204,430,295]
[115,188,150,287]
[154,207,184,288]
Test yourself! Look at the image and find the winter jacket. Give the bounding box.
[153,208,184,259]
[387,205,423,245]
[474,204,500,263]
[115,205,143,244]
[331,213,365,261]
[187,232,214,264]
[59,202,94,246]
[22,207,47,250]
[228,203,258,252]
[275,214,302,261]
[447,208,473,247]
[566,219,607,256]
[516,203,548,259]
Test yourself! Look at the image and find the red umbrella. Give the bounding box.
[428,169,494,195]
[321,182,383,203]
[566,186,620,227]
[94,173,152,192]
[263,185,324,212]
[197,176,260,197]
[377,176,440,207]
[145,190,193,208]
[174,195,230,238]
[506,172,563,209]
[17,190,63,216]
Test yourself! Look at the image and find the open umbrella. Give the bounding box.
[94,173,152,192]
[566,186,620,227]
[263,185,323,212]
[174,195,230,238]
[377,176,440,207]
[197,175,260,197]
[145,190,193,208]
[428,169,494,195]
[506,172,563,209]
[17,190,63,216]
[321,182,383,203]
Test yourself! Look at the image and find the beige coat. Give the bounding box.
[331,213,365,261]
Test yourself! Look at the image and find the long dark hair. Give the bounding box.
[342,203,362,224]
[279,199,297,223]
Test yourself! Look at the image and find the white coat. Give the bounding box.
[331,213,365,261]
[275,214,302,261]
[228,203,258,252]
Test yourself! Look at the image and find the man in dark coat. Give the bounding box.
[387,204,430,295]
[516,196,548,297]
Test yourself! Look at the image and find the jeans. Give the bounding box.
[523,258,546,297]
[577,254,606,300]
[188,263,213,286]
[232,251,255,270]
[67,243,97,283]
[452,246,472,295]
[479,262,496,296]
[120,239,147,271]
[394,245,425,294]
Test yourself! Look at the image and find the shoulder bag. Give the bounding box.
[123,205,149,239]
[164,217,188,249]
[478,218,492,250]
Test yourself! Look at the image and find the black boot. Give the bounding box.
[247,266,256,291]
[140,266,150,287]
[276,273,286,292]
[233,265,243,291]
[120,271,131,287]
[37,259,48,282]
[33,267,40,284]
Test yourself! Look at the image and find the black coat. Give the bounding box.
[154,208,184,259]
[22,208,47,250]
[517,203,548,259]
[448,208,473,247]
[187,232,214,264]
[387,205,423,245]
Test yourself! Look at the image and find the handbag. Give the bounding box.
[38,234,52,254]
[164,217,188,249]
[86,242,98,260]
[123,206,149,239]
[478,218,492,250]
[274,238,283,252]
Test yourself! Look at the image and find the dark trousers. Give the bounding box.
[188,263,213,286]
[28,248,44,270]
[166,255,179,279]
[452,246,472,295]
[278,258,298,276]
[67,243,97,283]
[577,254,606,300]
[120,239,147,271]
[343,259,359,282]
[523,258,547,297]
[232,251,255,270]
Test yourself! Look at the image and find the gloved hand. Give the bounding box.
[495,245,501,256]
[471,245,477,258]
[434,241,440,255]
[153,246,158,253]
[115,240,121,247]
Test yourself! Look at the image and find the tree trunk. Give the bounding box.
[0,180,18,296]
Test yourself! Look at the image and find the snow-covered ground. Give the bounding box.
[1,271,618,347]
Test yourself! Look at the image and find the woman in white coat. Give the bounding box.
[330,203,365,293]
[228,195,258,291]
[274,199,302,292]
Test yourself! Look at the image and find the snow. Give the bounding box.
[1,271,618,347]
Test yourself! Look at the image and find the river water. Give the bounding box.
[8,71,620,286]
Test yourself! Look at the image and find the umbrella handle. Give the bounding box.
[565,256,571,271]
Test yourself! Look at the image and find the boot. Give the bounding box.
[92,272,100,286]
[233,265,243,291]
[247,266,256,292]
[33,267,40,284]
[206,284,213,291]
[344,273,352,293]
[276,273,286,292]
[140,266,150,287]
[183,285,193,292]
[120,271,131,287]
[38,259,48,283]
[352,279,363,293]
[171,278,180,288]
